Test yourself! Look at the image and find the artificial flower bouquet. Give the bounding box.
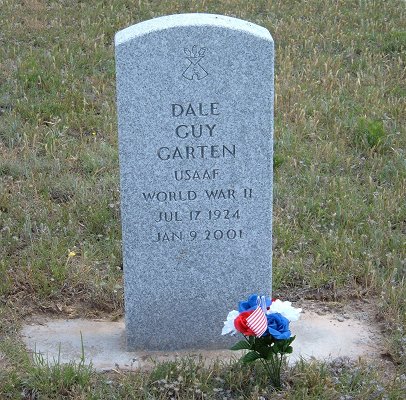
[222,294,301,389]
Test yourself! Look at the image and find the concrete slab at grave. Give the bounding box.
[21,309,381,371]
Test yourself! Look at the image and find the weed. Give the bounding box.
[381,31,406,54]
[20,338,93,398]
[354,117,387,150]
[273,153,284,169]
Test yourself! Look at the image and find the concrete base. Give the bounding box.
[21,310,380,371]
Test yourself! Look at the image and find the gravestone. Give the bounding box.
[115,14,274,351]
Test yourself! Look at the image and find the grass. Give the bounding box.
[0,354,405,399]
[0,0,405,398]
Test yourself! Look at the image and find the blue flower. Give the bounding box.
[238,294,272,312]
[266,312,291,339]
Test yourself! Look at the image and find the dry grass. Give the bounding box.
[0,0,405,397]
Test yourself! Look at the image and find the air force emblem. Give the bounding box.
[182,45,208,81]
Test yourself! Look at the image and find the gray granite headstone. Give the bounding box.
[115,14,274,351]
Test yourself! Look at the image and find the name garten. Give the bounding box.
[157,144,236,160]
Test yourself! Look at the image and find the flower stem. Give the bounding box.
[268,353,282,389]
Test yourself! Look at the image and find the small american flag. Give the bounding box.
[246,296,268,337]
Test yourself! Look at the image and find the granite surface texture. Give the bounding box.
[115,13,274,350]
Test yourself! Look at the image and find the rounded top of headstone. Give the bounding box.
[115,13,273,47]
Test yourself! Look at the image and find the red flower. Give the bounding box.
[234,310,256,336]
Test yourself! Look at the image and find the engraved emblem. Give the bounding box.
[182,45,208,81]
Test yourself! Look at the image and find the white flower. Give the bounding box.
[267,299,302,321]
[221,310,239,335]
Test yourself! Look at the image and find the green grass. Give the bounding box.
[0,0,405,398]
[0,354,405,399]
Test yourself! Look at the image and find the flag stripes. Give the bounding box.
[246,305,268,337]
